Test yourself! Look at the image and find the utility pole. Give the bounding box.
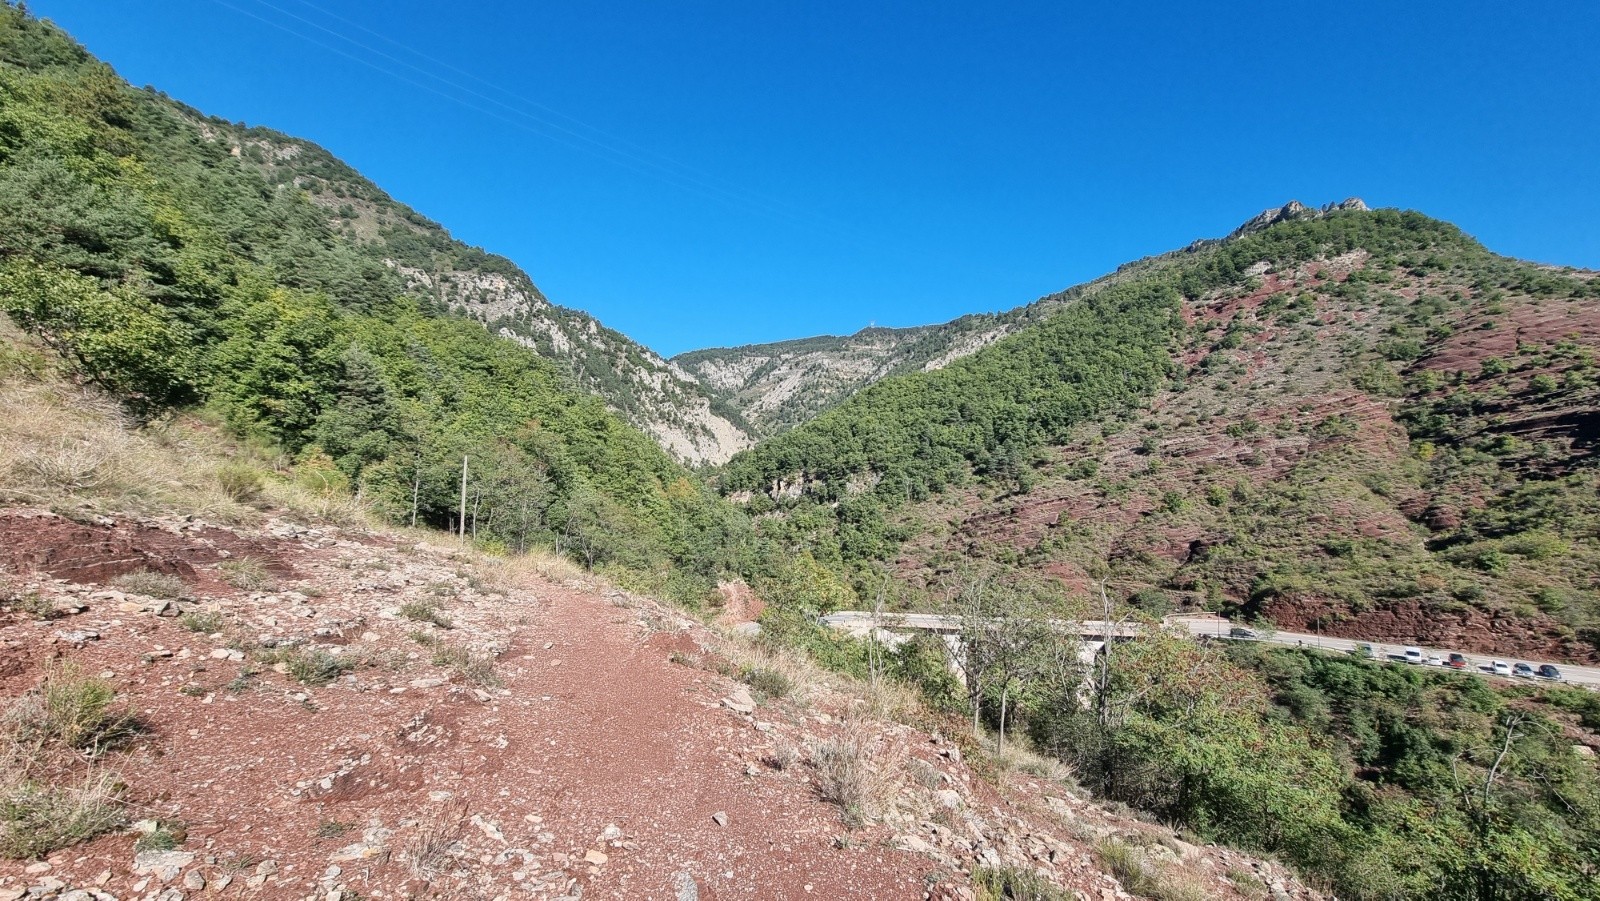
[458,455,468,540]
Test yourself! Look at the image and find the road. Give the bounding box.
[1174,616,1600,689]
[819,611,1600,690]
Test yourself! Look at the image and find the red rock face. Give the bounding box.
[0,510,292,587]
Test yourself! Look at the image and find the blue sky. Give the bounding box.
[31,0,1600,357]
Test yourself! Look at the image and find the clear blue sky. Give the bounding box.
[30,0,1600,357]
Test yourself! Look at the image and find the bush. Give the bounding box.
[740,666,793,701]
[214,462,264,502]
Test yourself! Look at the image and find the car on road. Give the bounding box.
[1490,660,1513,676]
[1425,655,1446,667]
[1447,653,1469,669]
[1228,626,1258,639]
[1403,647,1424,664]
[1513,662,1536,679]
[1354,643,1377,659]
[1537,664,1565,682]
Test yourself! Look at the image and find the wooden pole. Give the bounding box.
[458,455,468,540]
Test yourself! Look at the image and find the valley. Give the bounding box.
[1,5,1598,900]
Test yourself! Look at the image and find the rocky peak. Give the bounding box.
[1229,197,1368,239]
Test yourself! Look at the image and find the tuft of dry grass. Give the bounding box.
[809,719,906,828]
[0,768,123,859]
[399,598,453,629]
[472,546,585,592]
[111,569,187,600]
[0,658,130,859]
[3,661,137,756]
[220,557,274,592]
[404,800,467,877]
[430,644,500,688]
[1097,837,1213,901]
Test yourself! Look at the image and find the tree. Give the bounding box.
[947,567,1082,757]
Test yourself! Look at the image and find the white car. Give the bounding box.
[1403,647,1424,664]
[1490,660,1513,676]
[1425,655,1446,667]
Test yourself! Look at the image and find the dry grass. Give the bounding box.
[973,866,1073,901]
[473,545,585,591]
[220,557,274,592]
[3,661,137,755]
[0,658,129,858]
[723,640,827,709]
[111,569,187,600]
[1097,837,1213,901]
[430,643,500,688]
[0,767,123,859]
[809,718,906,828]
[0,319,377,529]
[405,800,468,877]
[399,598,453,629]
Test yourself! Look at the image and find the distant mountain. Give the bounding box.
[177,112,752,463]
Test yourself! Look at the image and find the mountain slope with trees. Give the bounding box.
[720,207,1600,660]
[0,5,751,600]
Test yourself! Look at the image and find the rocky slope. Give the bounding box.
[174,112,751,465]
[676,200,1371,439]
[0,503,1322,901]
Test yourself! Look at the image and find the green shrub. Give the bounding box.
[285,649,354,687]
[740,666,793,701]
[214,462,264,502]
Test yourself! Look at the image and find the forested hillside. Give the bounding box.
[195,116,753,464]
[722,208,1600,659]
[0,6,750,598]
[714,207,1600,900]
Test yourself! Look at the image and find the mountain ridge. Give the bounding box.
[676,198,1374,439]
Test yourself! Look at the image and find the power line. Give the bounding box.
[207,0,860,237]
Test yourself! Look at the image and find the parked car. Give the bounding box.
[1490,660,1513,676]
[1403,647,1424,664]
[1513,662,1536,679]
[1447,653,1469,669]
[1425,655,1446,667]
[1537,664,1565,682]
[1228,626,1258,639]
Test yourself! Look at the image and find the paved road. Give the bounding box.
[820,611,1600,690]
[1174,616,1600,690]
